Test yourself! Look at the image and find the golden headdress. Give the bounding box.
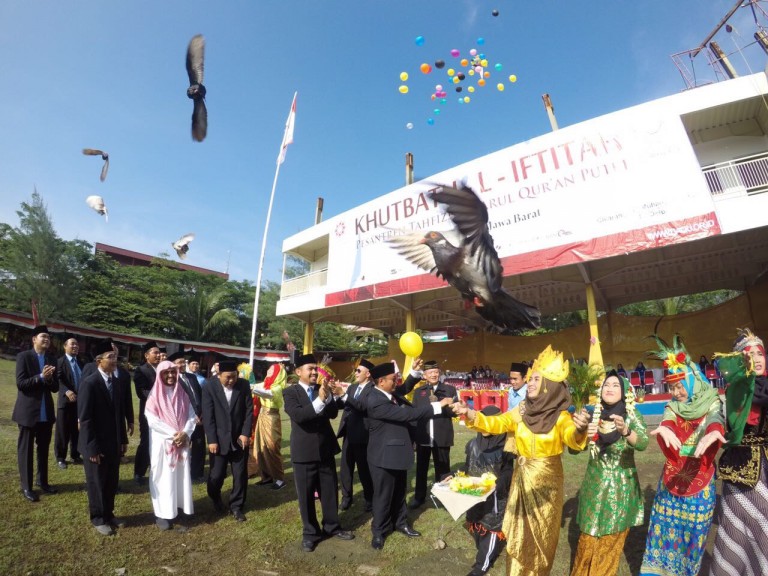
[530,345,569,383]
[733,327,764,352]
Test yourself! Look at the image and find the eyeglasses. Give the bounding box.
[355,368,363,373]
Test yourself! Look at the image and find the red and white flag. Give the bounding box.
[277,92,297,165]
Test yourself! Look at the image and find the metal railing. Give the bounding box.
[280,268,328,298]
[702,151,768,197]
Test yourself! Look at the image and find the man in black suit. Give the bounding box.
[400,358,458,509]
[336,358,375,512]
[81,340,135,440]
[170,351,205,482]
[283,353,354,552]
[78,339,128,535]
[54,335,83,469]
[366,361,454,550]
[13,325,58,502]
[201,360,253,522]
[133,341,161,484]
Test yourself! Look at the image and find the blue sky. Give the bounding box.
[1,1,766,283]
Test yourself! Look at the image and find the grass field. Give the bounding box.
[0,358,715,576]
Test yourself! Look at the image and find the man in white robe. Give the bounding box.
[145,360,197,530]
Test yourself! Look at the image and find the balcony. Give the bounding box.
[702,152,768,198]
[280,268,328,299]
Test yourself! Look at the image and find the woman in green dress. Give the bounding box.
[571,370,649,576]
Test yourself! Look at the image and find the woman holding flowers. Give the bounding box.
[453,345,590,576]
[639,336,725,576]
[571,370,649,576]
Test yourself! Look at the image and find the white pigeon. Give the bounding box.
[172,233,195,259]
[85,195,108,222]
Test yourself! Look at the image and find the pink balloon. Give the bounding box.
[435,84,443,91]
[469,49,478,57]
[475,66,483,74]
[450,48,460,57]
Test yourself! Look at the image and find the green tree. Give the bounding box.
[176,281,240,342]
[0,190,88,321]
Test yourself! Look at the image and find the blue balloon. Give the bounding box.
[477,37,485,45]
[427,118,435,125]
[415,36,425,46]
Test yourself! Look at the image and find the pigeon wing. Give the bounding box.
[387,232,437,275]
[82,148,105,157]
[430,184,504,292]
[186,34,205,86]
[192,98,207,142]
[100,156,109,182]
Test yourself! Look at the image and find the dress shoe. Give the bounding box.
[110,517,127,529]
[94,524,115,536]
[396,525,421,538]
[364,501,373,512]
[133,474,146,486]
[301,540,316,553]
[232,509,247,522]
[407,498,425,510]
[22,489,39,502]
[339,498,352,511]
[156,518,172,531]
[332,530,354,540]
[72,457,84,465]
[36,484,58,494]
[271,479,286,491]
[256,477,273,486]
[211,497,225,513]
[371,536,385,550]
[57,460,68,470]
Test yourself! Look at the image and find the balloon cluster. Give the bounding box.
[399,36,518,128]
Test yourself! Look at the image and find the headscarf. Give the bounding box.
[521,345,572,434]
[145,360,190,469]
[263,363,286,390]
[596,370,628,453]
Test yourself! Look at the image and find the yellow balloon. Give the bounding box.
[480,59,488,67]
[452,76,459,84]
[399,331,423,357]
[400,71,409,82]
[399,85,409,94]
[497,83,505,91]
[509,74,517,83]
[468,86,475,93]
[468,69,475,76]
[447,68,455,76]
[464,96,470,103]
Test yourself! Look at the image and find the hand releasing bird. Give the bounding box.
[82,148,109,182]
[388,184,541,333]
[85,195,108,222]
[172,233,195,259]
[186,34,207,142]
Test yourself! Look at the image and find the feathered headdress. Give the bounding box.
[733,327,764,353]
[530,345,569,383]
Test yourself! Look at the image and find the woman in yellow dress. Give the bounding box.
[453,345,590,576]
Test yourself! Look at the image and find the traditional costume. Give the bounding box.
[251,363,287,488]
[466,345,588,576]
[145,360,196,525]
[710,328,768,575]
[640,335,724,576]
[571,371,649,576]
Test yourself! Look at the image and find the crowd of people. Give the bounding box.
[10,324,768,575]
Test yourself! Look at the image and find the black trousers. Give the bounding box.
[292,458,341,543]
[370,463,408,538]
[133,412,150,477]
[54,402,79,462]
[17,421,53,490]
[414,444,451,501]
[469,526,505,574]
[339,438,373,505]
[83,453,120,526]
[207,448,248,512]
[189,424,205,479]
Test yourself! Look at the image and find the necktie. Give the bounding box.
[391,395,398,405]
[308,385,315,401]
[106,376,113,400]
[354,385,362,400]
[71,358,81,391]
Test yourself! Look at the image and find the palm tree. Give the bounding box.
[177,282,240,342]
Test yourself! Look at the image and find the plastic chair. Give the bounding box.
[644,371,655,393]
[629,371,641,388]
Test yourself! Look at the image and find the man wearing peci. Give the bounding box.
[400,358,459,509]
[13,325,59,502]
[78,339,128,535]
[133,341,161,484]
[170,351,206,482]
[283,353,354,552]
[366,361,455,550]
[506,362,528,412]
[54,335,84,469]
[336,358,375,512]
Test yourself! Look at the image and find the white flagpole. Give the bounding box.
[249,92,297,365]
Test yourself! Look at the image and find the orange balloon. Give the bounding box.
[478,78,486,87]
[420,63,432,74]
[484,71,490,78]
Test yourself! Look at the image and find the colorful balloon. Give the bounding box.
[494,63,502,71]
[447,68,455,76]
[468,86,475,93]
[450,48,460,57]
[420,63,432,74]
[415,36,425,46]
[400,71,409,81]
[399,331,424,357]
[464,96,470,103]
[477,38,485,45]
[481,59,488,67]
[460,58,469,67]
[457,72,466,80]
[469,49,478,57]
[435,84,443,91]
[406,122,414,129]
[434,108,440,115]
[492,9,499,16]
[435,59,445,69]
[478,78,486,87]
[440,97,447,103]
[399,85,409,94]
[452,76,459,84]
[509,74,517,82]
[497,83,505,91]
[427,118,435,126]
[456,86,463,92]
[484,71,490,78]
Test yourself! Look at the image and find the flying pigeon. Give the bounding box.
[172,233,195,259]
[186,34,207,142]
[85,195,108,222]
[82,148,109,182]
[388,184,541,333]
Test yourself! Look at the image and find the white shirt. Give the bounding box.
[299,381,331,414]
